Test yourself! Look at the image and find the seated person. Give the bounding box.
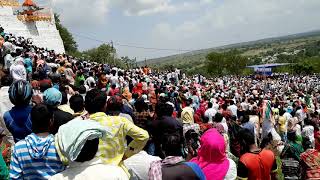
[51,119,128,180]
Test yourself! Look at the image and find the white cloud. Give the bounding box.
[150,0,320,52]
[51,0,110,27]
[115,0,201,16]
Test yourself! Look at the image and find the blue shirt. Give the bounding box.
[10,133,64,179]
[4,106,32,143]
[24,57,33,73]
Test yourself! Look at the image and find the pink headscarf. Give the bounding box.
[190,128,229,180]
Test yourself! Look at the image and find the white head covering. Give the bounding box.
[10,64,26,81]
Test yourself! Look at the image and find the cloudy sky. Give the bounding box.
[43,0,320,60]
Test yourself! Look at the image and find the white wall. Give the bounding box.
[0,6,65,53]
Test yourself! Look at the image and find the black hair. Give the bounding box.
[156,102,174,117]
[93,93,108,113]
[260,132,272,149]
[1,75,13,87]
[78,85,87,94]
[85,89,100,114]
[31,104,53,134]
[186,98,193,106]
[161,134,183,158]
[213,113,223,123]
[241,115,250,124]
[60,91,68,105]
[75,138,99,162]
[287,130,297,142]
[238,128,255,154]
[208,102,213,109]
[70,94,84,113]
[134,98,148,112]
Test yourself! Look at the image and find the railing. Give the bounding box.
[17,14,52,22]
[16,8,52,22]
[0,0,19,7]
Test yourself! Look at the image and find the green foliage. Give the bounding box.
[54,13,78,54]
[206,51,249,76]
[82,44,116,65]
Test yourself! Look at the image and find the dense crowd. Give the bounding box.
[0,26,320,180]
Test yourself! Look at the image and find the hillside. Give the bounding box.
[143,30,320,74]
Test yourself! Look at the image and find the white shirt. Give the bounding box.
[10,63,26,81]
[224,159,237,180]
[0,87,14,143]
[124,151,161,180]
[228,105,238,116]
[84,76,96,88]
[204,108,217,123]
[50,158,128,180]
[4,54,13,70]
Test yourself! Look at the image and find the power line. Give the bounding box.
[72,33,194,52]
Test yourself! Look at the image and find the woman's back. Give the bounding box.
[238,149,276,180]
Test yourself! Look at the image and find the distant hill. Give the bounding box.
[142,30,320,67]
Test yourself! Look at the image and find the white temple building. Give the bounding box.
[0,0,65,53]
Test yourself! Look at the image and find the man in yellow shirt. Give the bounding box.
[85,90,149,166]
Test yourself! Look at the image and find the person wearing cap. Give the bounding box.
[10,50,26,82]
[42,88,73,134]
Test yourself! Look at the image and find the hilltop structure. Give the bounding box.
[0,0,65,53]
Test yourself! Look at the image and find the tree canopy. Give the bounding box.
[206,51,249,76]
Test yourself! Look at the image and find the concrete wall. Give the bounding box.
[0,6,65,53]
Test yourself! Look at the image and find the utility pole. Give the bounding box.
[111,41,115,66]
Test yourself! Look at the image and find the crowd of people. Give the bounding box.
[0,26,320,180]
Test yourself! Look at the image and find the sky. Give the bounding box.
[37,0,320,60]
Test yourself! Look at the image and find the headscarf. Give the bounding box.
[43,87,62,107]
[181,107,194,124]
[288,117,299,131]
[190,128,229,180]
[122,87,132,101]
[55,119,109,165]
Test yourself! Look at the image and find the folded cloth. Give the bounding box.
[55,119,111,165]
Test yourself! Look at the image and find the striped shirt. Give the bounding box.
[10,133,64,180]
[89,112,149,166]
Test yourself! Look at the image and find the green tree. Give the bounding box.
[83,44,116,64]
[206,51,249,76]
[54,13,78,54]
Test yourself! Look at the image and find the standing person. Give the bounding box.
[51,119,128,180]
[85,91,149,169]
[228,100,238,117]
[24,53,32,79]
[300,131,320,180]
[42,88,74,134]
[280,130,304,180]
[0,75,14,143]
[204,102,217,124]
[190,128,237,180]
[3,80,32,143]
[149,133,205,180]
[152,101,184,159]
[237,129,278,180]
[10,104,65,179]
